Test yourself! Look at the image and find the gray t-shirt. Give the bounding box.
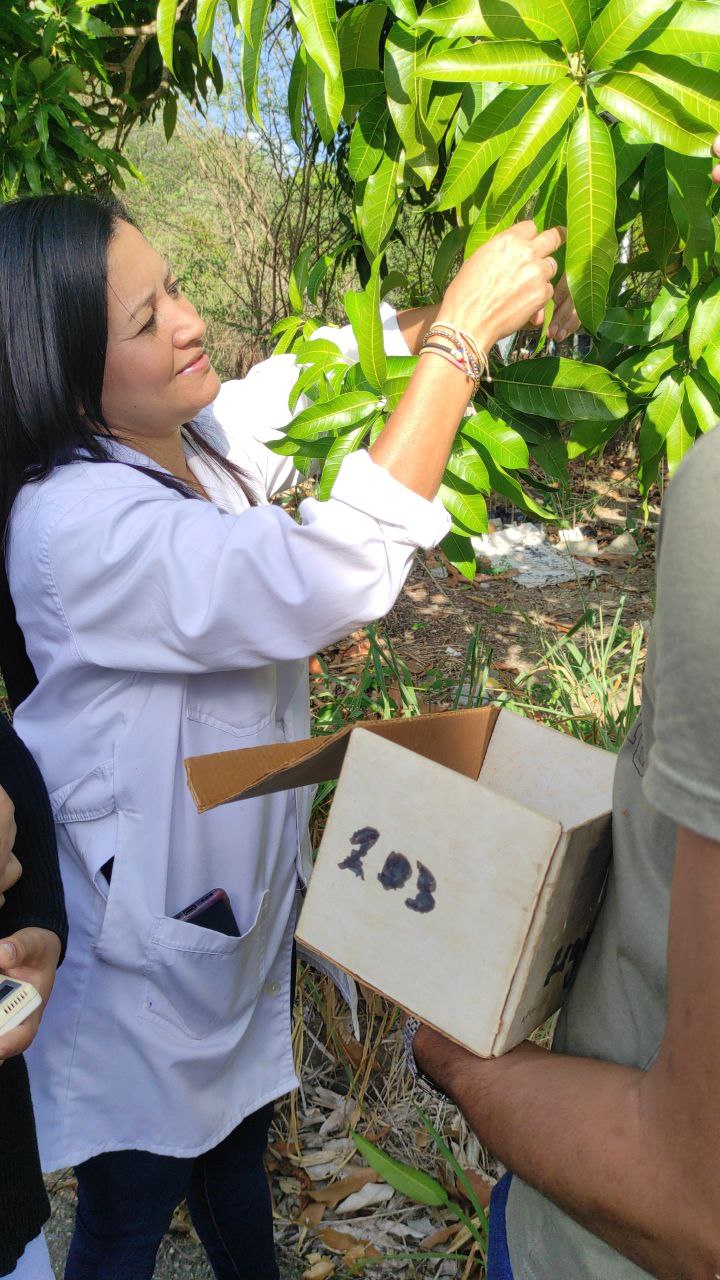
[507,425,720,1278]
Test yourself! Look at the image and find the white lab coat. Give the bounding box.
[9,310,450,1169]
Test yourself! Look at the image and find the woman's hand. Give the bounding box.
[713,135,720,184]
[0,784,20,908]
[547,274,581,344]
[0,927,61,1062]
[436,221,565,355]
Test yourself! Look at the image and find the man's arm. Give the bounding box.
[414,822,720,1279]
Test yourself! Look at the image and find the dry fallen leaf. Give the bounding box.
[420,1223,459,1250]
[456,1167,494,1210]
[308,1168,378,1206]
[343,1241,383,1262]
[317,1227,370,1253]
[335,1182,394,1215]
[302,1261,335,1280]
[296,1201,326,1227]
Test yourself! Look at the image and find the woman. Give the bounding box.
[0,192,561,1278]
[0,718,67,1280]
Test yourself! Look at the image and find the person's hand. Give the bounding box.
[547,274,581,344]
[0,927,61,1063]
[713,135,720,184]
[0,784,20,908]
[437,221,565,355]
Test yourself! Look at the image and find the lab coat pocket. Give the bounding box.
[142,889,270,1041]
[51,759,118,897]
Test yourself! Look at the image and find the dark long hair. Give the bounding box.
[0,193,256,708]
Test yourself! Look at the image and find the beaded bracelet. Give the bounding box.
[420,322,489,398]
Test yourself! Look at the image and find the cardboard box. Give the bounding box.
[185,706,616,1057]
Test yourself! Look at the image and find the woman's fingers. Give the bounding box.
[713,134,720,183]
[0,851,21,897]
[533,226,566,259]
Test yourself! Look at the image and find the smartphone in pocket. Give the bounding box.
[173,888,241,937]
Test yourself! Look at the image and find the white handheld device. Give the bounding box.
[0,976,41,1036]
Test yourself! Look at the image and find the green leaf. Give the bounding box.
[307,251,337,304]
[29,56,52,85]
[289,245,314,314]
[445,444,491,491]
[381,372,413,409]
[436,85,542,211]
[666,389,696,474]
[477,446,553,516]
[432,226,466,296]
[415,0,534,38]
[344,258,387,390]
[507,0,593,49]
[380,269,409,299]
[567,420,623,458]
[620,52,720,132]
[425,84,463,143]
[440,530,476,580]
[352,1133,450,1207]
[196,0,221,59]
[466,124,566,249]
[689,277,720,362]
[307,54,344,143]
[288,45,307,146]
[290,0,341,85]
[665,152,714,287]
[584,0,669,70]
[357,123,402,258]
[418,40,567,84]
[162,95,178,143]
[239,0,272,123]
[349,95,388,181]
[439,480,489,533]
[338,2,388,71]
[384,25,438,186]
[156,0,178,72]
[387,0,418,24]
[492,357,629,421]
[317,422,368,498]
[640,2,720,56]
[699,342,720,385]
[684,369,720,433]
[638,369,683,460]
[640,147,677,269]
[492,79,580,199]
[591,73,716,157]
[460,409,530,468]
[566,104,617,334]
[612,343,678,394]
[286,392,380,440]
[612,122,651,186]
[343,68,385,116]
[600,281,688,344]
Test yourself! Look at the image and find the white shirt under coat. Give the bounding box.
[9,309,450,1168]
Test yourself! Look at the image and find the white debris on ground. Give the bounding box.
[471,522,603,589]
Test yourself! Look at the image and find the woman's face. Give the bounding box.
[102,220,221,442]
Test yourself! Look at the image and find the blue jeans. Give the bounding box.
[486,1172,515,1280]
[64,1103,278,1280]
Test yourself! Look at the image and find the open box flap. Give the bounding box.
[185,705,500,813]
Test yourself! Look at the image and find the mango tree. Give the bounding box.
[157,0,720,576]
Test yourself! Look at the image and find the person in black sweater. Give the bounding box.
[0,712,68,1278]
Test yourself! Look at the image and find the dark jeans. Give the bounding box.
[64,1103,279,1280]
[486,1172,515,1280]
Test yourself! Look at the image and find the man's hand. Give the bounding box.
[0,784,20,908]
[0,927,61,1062]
